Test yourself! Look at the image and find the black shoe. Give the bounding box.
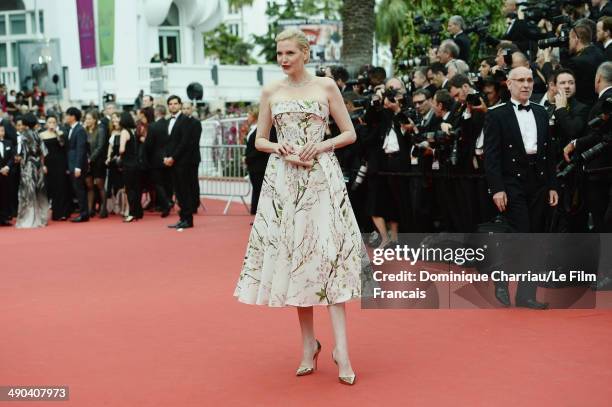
[516,298,549,310]
[494,286,511,307]
[168,221,182,228]
[176,221,193,229]
[0,220,11,226]
[71,216,90,223]
[595,276,612,291]
[99,209,108,219]
[161,208,171,218]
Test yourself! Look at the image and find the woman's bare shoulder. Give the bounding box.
[262,79,285,98]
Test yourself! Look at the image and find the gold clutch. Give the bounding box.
[283,153,314,168]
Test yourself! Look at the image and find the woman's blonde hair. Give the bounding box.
[275,28,310,63]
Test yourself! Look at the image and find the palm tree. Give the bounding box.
[376,0,409,57]
[340,0,375,74]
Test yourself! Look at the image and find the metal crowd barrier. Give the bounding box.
[199,117,251,215]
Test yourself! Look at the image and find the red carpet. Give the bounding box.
[1,199,612,406]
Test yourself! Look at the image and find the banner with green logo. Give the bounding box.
[97,0,114,66]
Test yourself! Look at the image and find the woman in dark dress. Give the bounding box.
[84,110,108,217]
[118,111,143,222]
[40,115,72,220]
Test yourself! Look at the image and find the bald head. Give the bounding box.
[511,52,529,68]
[385,77,405,91]
[507,67,534,103]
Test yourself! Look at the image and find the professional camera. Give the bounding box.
[466,92,484,107]
[557,97,612,178]
[538,26,570,49]
[414,14,443,47]
[464,13,491,37]
[396,107,420,125]
[398,46,430,69]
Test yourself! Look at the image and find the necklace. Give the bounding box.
[286,74,313,88]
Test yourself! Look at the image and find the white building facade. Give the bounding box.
[0,0,289,106]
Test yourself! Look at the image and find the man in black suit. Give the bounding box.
[145,104,173,217]
[563,24,606,106]
[0,125,15,226]
[591,0,612,21]
[448,15,471,63]
[484,66,559,309]
[563,62,612,236]
[244,107,276,215]
[0,112,17,145]
[596,16,612,60]
[164,95,196,229]
[65,107,89,222]
[181,102,202,212]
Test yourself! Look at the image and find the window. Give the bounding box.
[0,16,5,36]
[159,3,180,63]
[11,42,18,66]
[39,10,44,33]
[0,0,25,12]
[0,43,7,67]
[159,30,180,63]
[228,23,239,37]
[9,14,26,35]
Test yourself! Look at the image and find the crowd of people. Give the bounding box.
[0,95,202,230]
[288,1,612,245]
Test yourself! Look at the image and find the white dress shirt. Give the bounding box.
[599,85,612,99]
[0,139,4,159]
[382,126,400,154]
[168,112,181,134]
[510,98,538,154]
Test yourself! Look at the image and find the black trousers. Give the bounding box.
[191,163,200,210]
[0,174,10,221]
[248,171,265,215]
[407,172,432,232]
[9,166,20,217]
[173,165,195,224]
[505,161,549,233]
[71,172,89,218]
[586,178,612,233]
[150,167,172,211]
[124,168,143,218]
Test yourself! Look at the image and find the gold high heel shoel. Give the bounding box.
[296,340,321,376]
[332,351,357,385]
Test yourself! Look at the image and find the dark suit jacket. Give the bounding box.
[0,118,17,145]
[145,118,170,169]
[165,113,192,167]
[187,117,202,167]
[562,45,606,106]
[453,32,471,63]
[590,2,612,21]
[553,97,590,147]
[0,139,15,169]
[245,125,277,173]
[67,123,88,172]
[604,43,612,61]
[364,108,412,174]
[484,102,555,196]
[575,87,612,175]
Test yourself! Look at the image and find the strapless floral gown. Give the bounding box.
[234,100,370,307]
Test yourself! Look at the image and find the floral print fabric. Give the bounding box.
[234,100,370,307]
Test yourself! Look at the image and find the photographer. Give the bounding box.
[591,0,612,21]
[596,16,612,60]
[447,16,471,63]
[413,67,438,97]
[448,74,489,230]
[482,77,503,107]
[436,40,461,65]
[427,62,449,90]
[365,77,412,245]
[488,0,548,53]
[551,69,590,152]
[331,66,350,94]
[562,23,605,105]
[402,89,441,232]
[563,61,612,235]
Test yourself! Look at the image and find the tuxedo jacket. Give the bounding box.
[145,118,170,169]
[484,101,555,196]
[245,125,276,173]
[165,113,192,167]
[67,123,88,172]
[0,139,15,169]
[187,116,202,166]
[0,119,17,145]
[453,32,471,63]
[563,45,606,106]
[575,87,612,175]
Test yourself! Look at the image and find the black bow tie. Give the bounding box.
[516,103,531,112]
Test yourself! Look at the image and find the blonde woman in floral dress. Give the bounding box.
[234,28,369,385]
